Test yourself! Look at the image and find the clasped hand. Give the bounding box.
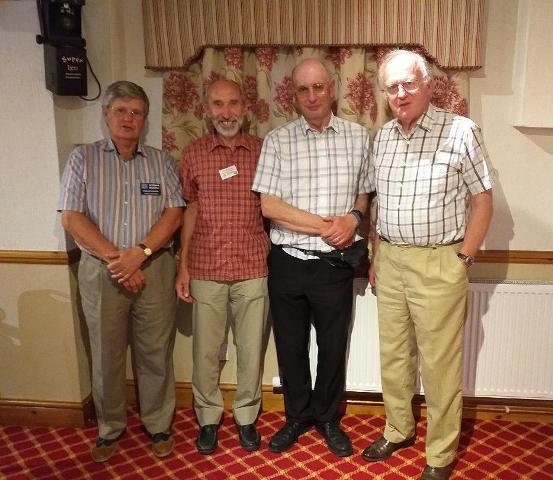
[106,248,145,292]
[321,214,357,249]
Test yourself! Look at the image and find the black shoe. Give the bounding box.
[420,462,456,480]
[196,424,219,454]
[268,421,312,453]
[316,422,353,457]
[237,423,261,452]
[361,435,416,462]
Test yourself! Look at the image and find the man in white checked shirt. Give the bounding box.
[252,58,372,457]
[58,81,184,462]
[361,50,493,480]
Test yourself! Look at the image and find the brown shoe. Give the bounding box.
[151,432,175,458]
[420,462,456,480]
[361,435,415,462]
[90,437,118,463]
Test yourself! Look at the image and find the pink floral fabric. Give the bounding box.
[162,46,469,161]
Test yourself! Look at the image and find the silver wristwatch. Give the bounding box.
[457,252,475,267]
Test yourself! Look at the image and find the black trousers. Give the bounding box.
[268,245,354,424]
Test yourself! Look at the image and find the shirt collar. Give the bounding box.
[299,114,340,135]
[207,132,253,152]
[392,104,435,135]
[104,138,146,157]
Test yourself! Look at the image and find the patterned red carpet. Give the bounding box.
[1,408,552,479]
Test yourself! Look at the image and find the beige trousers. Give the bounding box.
[375,241,468,467]
[190,277,268,426]
[79,251,177,440]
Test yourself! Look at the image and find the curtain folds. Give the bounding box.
[162,46,468,161]
[144,0,486,71]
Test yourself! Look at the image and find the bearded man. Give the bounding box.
[176,79,270,454]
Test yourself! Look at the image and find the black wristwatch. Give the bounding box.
[457,252,475,267]
[349,209,363,225]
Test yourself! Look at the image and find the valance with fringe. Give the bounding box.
[143,0,486,71]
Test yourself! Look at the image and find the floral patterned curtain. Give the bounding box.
[162,46,468,162]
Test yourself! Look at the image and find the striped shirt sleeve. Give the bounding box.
[58,145,86,212]
[163,151,186,208]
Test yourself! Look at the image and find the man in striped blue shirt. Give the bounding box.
[362,50,493,480]
[58,81,184,462]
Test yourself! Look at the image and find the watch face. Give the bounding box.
[144,247,152,257]
[458,253,474,266]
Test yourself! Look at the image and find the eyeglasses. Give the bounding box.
[110,106,145,119]
[295,82,327,97]
[384,80,420,96]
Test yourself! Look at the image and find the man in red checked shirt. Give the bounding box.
[176,79,270,455]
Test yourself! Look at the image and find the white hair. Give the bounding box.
[378,49,432,90]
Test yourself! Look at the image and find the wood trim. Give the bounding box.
[130,382,553,424]
[1,249,552,265]
[476,250,553,264]
[3,386,552,428]
[0,396,95,428]
[344,392,553,423]
[0,249,80,265]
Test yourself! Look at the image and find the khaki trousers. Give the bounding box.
[375,241,467,467]
[190,277,268,426]
[79,251,177,440]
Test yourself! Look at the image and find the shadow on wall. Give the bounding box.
[462,166,513,416]
[0,288,88,401]
[175,300,193,337]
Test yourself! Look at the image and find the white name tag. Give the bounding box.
[219,165,238,180]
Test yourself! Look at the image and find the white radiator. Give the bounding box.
[307,279,553,400]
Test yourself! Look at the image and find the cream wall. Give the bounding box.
[0,264,88,402]
[0,0,551,406]
[470,0,553,252]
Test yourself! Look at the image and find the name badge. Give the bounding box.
[140,182,161,195]
[219,165,238,180]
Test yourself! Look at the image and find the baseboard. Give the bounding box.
[0,395,95,428]
[344,392,553,423]
[129,381,553,424]
[4,385,551,429]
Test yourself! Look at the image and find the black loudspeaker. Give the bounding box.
[36,0,87,96]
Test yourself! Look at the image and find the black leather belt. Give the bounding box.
[274,243,340,258]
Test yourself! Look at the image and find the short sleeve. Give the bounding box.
[252,133,281,196]
[163,152,186,208]
[57,146,86,212]
[180,148,198,203]
[463,125,494,195]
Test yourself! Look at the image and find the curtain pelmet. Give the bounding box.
[143,0,486,71]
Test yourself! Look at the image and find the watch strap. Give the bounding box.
[349,209,363,225]
[138,243,153,257]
